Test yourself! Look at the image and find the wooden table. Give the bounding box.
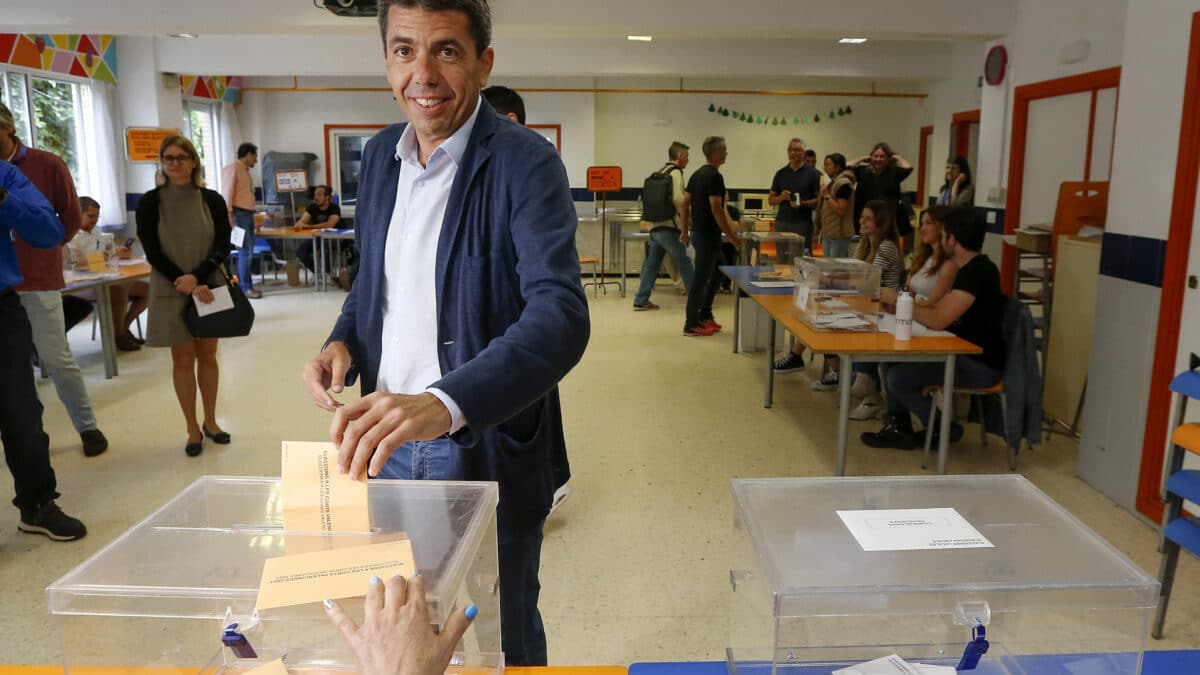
[317,228,355,292]
[254,227,326,288]
[721,266,981,475]
[61,261,151,379]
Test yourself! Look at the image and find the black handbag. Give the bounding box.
[181,264,255,338]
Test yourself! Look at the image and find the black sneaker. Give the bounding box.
[811,369,839,391]
[923,421,965,446]
[19,500,87,541]
[81,428,108,457]
[773,352,806,373]
[861,414,918,451]
[633,301,660,311]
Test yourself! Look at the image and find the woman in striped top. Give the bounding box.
[841,201,906,419]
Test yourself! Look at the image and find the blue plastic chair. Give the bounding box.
[229,238,279,284]
[1152,360,1200,638]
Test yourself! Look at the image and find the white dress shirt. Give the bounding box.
[375,96,483,434]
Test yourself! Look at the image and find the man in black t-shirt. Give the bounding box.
[862,207,1006,450]
[681,136,742,336]
[768,138,820,247]
[296,184,344,280]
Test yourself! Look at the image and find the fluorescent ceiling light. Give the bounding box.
[627,35,653,42]
[839,37,867,44]
[168,33,199,38]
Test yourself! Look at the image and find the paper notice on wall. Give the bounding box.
[281,441,370,534]
[255,539,416,611]
[836,508,994,552]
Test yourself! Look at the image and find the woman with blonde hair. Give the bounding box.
[136,136,233,457]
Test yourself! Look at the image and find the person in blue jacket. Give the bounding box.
[0,160,87,541]
[301,0,589,666]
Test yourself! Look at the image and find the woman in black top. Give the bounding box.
[850,142,913,234]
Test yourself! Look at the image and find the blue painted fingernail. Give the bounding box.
[323,599,333,609]
[464,604,478,620]
[369,576,381,585]
[410,572,420,579]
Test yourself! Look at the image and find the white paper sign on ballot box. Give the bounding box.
[836,507,995,552]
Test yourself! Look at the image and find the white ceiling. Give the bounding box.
[8,0,1016,79]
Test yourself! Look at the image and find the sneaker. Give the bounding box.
[860,414,917,451]
[773,352,806,373]
[683,324,716,337]
[923,420,966,446]
[848,393,883,420]
[633,301,660,311]
[80,428,108,457]
[702,318,723,331]
[850,372,877,398]
[811,370,840,391]
[548,482,572,516]
[115,333,141,352]
[18,500,87,541]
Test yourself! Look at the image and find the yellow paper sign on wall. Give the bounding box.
[86,251,107,273]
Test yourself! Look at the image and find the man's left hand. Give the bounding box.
[331,392,452,479]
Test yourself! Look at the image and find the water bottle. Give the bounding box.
[896,289,914,341]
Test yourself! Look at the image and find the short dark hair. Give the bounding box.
[668,141,689,161]
[79,196,100,212]
[825,152,846,171]
[377,0,492,56]
[237,142,258,159]
[943,206,986,252]
[804,149,816,159]
[702,136,725,159]
[313,184,331,198]
[481,85,525,124]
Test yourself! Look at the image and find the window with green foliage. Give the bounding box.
[182,100,219,190]
[1,68,91,194]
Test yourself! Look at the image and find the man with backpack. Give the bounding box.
[632,141,694,311]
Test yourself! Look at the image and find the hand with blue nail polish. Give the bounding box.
[325,573,476,675]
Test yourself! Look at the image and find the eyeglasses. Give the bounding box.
[162,154,193,164]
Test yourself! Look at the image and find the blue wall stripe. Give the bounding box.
[1099,232,1166,288]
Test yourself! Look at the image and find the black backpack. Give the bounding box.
[640,163,680,223]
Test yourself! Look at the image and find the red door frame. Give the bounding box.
[951,109,980,161]
[1001,67,1123,293]
[1136,11,1200,523]
[917,125,934,206]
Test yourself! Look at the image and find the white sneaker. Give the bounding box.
[548,482,572,516]
[850,372,877,398]
[848,393,883,420]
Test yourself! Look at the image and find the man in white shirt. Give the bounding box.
[301,0,589,665]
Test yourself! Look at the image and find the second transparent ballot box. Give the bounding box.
[728,475,1159,675]
[48,476,502,673]
[746,231,805,277]
[792,256,881,331]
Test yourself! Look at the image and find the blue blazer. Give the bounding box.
[328,100,590,525]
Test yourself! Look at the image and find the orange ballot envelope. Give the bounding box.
[256,539,416,610]
[281,441,370,533]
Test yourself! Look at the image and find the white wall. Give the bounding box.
[925,41,986,204]
[116,36,185,197]
[594,91,925,191]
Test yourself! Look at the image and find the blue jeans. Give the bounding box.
[634,227,695,305]
[823,237,852,258]
[884,358,1003,425]
[375,438,466,480]
[233,210,255,291]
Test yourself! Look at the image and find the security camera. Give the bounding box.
[319,0,378,18]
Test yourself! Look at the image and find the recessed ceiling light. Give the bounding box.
[839,37,867,44]
[627,35,653,42]
[168,33,200,38]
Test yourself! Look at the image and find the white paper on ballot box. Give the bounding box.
[836,507,994,552]
[832,654,957,674]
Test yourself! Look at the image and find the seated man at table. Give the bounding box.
[295,185,343,285]
[861,207,1006,450]
[66,196,148,351]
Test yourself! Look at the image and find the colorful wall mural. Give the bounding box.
[180,75,242,104]
[0,34,117,83]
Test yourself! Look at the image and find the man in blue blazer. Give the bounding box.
[301,0,589,666]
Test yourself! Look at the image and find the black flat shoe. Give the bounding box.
[185,441,203,457]
[202,425,231,444]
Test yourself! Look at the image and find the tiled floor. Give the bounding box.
[1,278,1197,666]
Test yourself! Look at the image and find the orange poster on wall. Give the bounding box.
[126,128,182,162]
[587,166,622,192]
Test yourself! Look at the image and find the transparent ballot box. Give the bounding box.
[746,232,805,277]
[792,256,880,331]
[48,476,502,674]
[728,475,1158,675]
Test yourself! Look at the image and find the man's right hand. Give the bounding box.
[303,340,352,411]
[679,229,690,246]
